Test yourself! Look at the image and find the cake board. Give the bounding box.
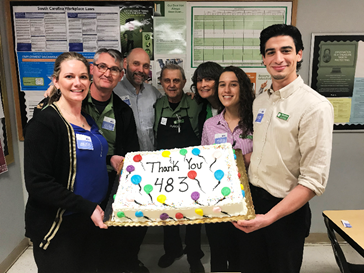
[104,149,255,227]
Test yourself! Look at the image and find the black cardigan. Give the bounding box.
[24,104,97,250]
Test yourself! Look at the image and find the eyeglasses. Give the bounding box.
[94,63,122,76]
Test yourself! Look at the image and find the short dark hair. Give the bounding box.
[218,66,254,137]
[260,24,304,71]
[190,62,223,104]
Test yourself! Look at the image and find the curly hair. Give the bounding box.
[218,66,255,137]
[190,62,223,109]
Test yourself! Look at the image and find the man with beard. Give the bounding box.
[114,48,162,151]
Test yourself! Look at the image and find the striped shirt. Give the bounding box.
[201,109,253,156]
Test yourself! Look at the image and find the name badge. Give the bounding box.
[255,108,266,123]
[121,95,131,106]
[215,133,227,144]
[76,134,93,150]
[102,116,116,131]
[161,117,167,126]
[277,112,289,121]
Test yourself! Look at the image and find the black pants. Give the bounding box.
[206,222,240,272]
[33,213,98,273]
[163,224,204,263]
[238,184,311,273]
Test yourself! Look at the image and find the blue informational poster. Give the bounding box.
[17,52,95,91]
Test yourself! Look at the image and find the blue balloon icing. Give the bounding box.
[131,175,142,185]
[135,211,144,217]
[242,190,245,197]
[214,170,224,181]
[192,148,200,156]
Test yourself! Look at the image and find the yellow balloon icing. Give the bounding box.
[195,208,204,216]
[157,194,166,204]
[162,151,171,157]
[240,184,244,190]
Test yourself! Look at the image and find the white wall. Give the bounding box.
[296,0,364,232]
[0,0,27,267]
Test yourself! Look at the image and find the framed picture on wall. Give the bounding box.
[309,33,364,130]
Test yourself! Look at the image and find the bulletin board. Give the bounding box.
[4,0,297,140]
[309,33,364,130]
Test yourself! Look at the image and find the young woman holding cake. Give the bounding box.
[201,66,255,272]
[24,52,108,273]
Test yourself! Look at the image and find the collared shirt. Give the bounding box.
[83,92,116,172]
[114,76,162,151]
[201,109,253,155]
[249,76,334,198]
[154,93,202,139]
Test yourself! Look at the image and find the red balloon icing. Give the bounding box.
[238,172,241,178]
[175,213,184,219]
[188,170,197,179]
[133,154,142,162]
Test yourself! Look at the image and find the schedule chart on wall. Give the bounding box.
[188,3,291,68]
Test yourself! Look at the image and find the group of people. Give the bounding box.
[24,24,334,273]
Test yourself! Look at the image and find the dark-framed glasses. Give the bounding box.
[94,63,122,75]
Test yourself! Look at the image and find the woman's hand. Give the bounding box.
[91,205,108,229]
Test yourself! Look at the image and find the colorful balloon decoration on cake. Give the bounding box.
[210,150,222,171]
[195,208,209,218]
[192,148,206,163]
[212,206,231,217]
[133,154,145,171]
[215,187,231,205]
[125,165,135,179]
[157,194,176,208]
[188,170,205,193]
[116,211,133,221]
[160,213,176,221]
[180,148,187,161]
[213,170,224,190]
[144,184,154,202]
[131,174,142,193]
[135,210,153,221]
[191,191,204,206]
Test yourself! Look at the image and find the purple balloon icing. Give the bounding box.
[126,165,135,172]
[160,213,169,220]
[191,191,200,201]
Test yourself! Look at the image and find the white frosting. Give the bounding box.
[112,143,247,223]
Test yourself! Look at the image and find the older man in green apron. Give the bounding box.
[153,64,205,273]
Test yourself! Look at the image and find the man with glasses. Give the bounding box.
[83,48,149,273]
[114,48,162,151]
[153,64,205,273]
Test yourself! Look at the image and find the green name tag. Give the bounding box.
[277,112,289,121]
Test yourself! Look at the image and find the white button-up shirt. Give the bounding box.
[249,76,334,198]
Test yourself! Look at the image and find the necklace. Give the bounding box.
[55,102,86,128]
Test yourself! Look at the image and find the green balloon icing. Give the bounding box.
[144,184,153,194]
[180,149,187,156]
[221,187,231,197]
[113,194,116,200]
[233,149,236,154]
[117,211,125,218]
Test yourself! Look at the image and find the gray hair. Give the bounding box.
[94,48,123,67]
[160,63,186,81]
